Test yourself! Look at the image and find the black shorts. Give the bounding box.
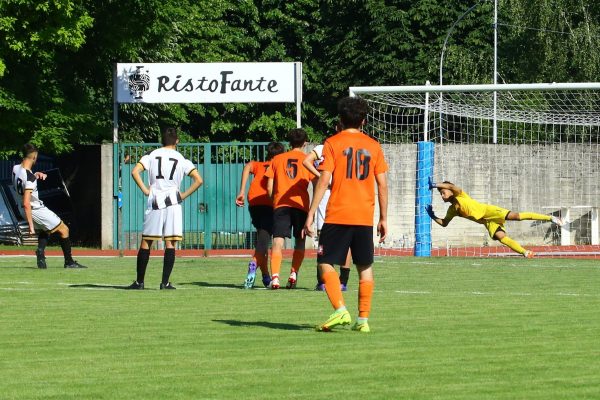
[272,207,307,239]
[317,223,374,266]
[248,205,274,234]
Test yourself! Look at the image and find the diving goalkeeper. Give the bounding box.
[426,179,564,258]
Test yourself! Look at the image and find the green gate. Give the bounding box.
[114,142,270,250]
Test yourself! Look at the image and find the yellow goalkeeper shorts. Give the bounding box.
[480,205,510,238]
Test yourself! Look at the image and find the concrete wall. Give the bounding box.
[100,144,114,249]
[381,143,600,249]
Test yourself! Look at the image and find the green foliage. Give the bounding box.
[0,0,599,154]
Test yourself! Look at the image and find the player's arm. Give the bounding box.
[303,170,331,238]
[22,190,35,234]
[235,162,253,207]
[180,169,202,201]
[131,162,150,196]
[429,178,462,197]
[425,205,450,227]
[267,177,274,199]
[375,172,388,243]
[302,151,320,178]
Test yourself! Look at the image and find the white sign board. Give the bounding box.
[115,62,299,103]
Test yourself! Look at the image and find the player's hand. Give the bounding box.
[235,194,245,207]
[35,172,47,180]
[29,226,35,235]
[302,213,315,239]
[428,176,436,190]
[377,220,387,243]
[425,204,436,219]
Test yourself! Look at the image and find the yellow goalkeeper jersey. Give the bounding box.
[444,190,488,222]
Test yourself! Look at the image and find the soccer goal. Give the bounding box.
[350,82,600,257]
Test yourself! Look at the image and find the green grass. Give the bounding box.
[1,255,599,399]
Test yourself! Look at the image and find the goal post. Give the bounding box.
[350,82,600,257]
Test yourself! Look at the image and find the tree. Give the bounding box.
[0,0,93,156]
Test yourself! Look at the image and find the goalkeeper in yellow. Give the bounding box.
[426,179,564,258]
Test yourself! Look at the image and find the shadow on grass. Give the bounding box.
[69,283,132,290]
[184,281,240,289]
[213,319,314,331]
[184,281,318,291]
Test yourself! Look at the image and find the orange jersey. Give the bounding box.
[247,161,272,207]
[320,129,388,226]
[265,148,311,210]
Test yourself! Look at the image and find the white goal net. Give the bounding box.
[351,83,600,257]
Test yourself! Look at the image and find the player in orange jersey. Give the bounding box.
[304,97,388,333]
[303,140,352,292]
[265,129,312,289]
[236,142,285,288]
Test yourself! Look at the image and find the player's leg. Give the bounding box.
[350,226,375,333]
[507,210,563,225]
[315,224,351,331]
[492,227,532,258]
[33,207,86,269]
[160,205,182,290]
[286,208,307,289]
[36,230,48,269]
[259,205,274,287]
[129,238,153,289]
[314,190,329,290]
[256,228,272,287]
[270,207,292,289]
[160,239,176,290]
[339,249,352,291]
[244,206,261,289]
[129,208,162,289]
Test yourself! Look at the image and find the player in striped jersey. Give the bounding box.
[127,127,202,290]
[12,143,86,269]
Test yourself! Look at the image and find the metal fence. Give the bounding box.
[116,142,270,250]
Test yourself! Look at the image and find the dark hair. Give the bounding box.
[22,143,38,159]
[266,142,285,160]
[286,128,307,148]
[161,127,178,146]
[437,181,454,192]
[338,96,369,129]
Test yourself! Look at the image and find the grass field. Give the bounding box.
[1,255,599,399]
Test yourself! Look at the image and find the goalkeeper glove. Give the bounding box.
[425,205,436,219]
[427,176,436,190]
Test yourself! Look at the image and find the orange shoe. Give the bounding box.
[524,250,535,258]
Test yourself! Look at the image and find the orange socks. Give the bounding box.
[322,270,345,310]
[270,251,282,277]
[358,280,374,318]
[291,249,304,273]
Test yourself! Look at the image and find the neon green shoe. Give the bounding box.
[315,309,351,332]
[351,321,370,333]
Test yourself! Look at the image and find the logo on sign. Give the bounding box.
[128,65,150,99]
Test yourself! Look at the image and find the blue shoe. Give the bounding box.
[262,274,271,288]
[243,261,257,289]
[314,283,325,291]
[340,283,347,292]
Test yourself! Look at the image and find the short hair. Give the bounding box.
[22,143,38,159]
[286,128,307,148]
[266,142,285,160]
[161,127,178,146]
[338,97,369,129]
